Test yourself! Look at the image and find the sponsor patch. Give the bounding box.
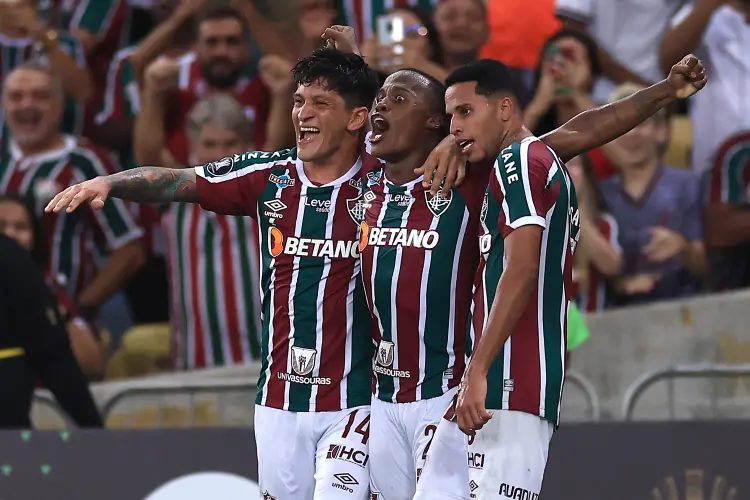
[205,157,234,177]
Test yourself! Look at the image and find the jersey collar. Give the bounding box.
[295,155,362,188]
[10,134,77,169]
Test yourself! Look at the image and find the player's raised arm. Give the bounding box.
[540,54,707,162]
[45,167,197,214]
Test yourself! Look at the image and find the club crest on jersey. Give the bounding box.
[425,189,452,217]
[376,340,395,367]
[366,170,382,187]
[205,156,234,177]
[347,195,365,223]
[269,169,295,190]
[291,346,317,376]
[480,193,488,224]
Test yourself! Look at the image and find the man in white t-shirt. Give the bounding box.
[659,0,750,292]
[556,0,683,103]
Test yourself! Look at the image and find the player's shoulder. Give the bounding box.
[198,149,298,180]
[496,136,555,175]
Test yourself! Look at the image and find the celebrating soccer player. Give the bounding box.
[413,55,707,500]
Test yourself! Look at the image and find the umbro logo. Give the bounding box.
[334,473,359,486]
[264,199,287,219]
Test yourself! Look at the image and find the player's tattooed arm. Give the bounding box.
[45,166,197,214]
[106,167,198,203]
[542,54,707,163]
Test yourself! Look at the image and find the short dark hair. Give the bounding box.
[394,68,449,136]
[197,5,248,35]
[291,48,380,109]
[0,194,46,267]
[445,59,527,104]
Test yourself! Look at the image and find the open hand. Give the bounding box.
[643,226,686,263]
[45,178,111,214]
[456,367,493,436]
[415,135,467,195]
[666,54,707,99]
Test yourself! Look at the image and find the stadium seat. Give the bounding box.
[665,116,692,169]
[105,323,172,380]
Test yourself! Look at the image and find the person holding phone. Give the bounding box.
[362,7,449,82]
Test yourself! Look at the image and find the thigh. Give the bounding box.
[314,406,372,500]
[369,398,414,500]
[411,388,458,483]
[469,411,554,500]
[254,405,315,500]
[413,418,470,500]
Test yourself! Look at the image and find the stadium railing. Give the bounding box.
[622,363,750,420]
[564,370,601,421]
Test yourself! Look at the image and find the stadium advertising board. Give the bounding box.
[0,422,743,499]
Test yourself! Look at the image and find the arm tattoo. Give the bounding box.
[106,167,198,203]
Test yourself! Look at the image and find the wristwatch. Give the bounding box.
[37,29,60,53]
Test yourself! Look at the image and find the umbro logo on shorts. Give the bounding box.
[332,473,359,493]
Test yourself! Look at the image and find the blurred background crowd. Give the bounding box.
[0,0,748,394]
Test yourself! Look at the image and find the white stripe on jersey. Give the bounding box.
[442,209,469,394]
[415,206,439,401]
[369,197,390,397]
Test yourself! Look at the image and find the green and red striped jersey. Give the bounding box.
[195,149,379,412]
[0,135,143,297]
[470,136,579,426]
[360,163,488,403]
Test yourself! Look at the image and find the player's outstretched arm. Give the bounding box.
[45,167,197,214]
[541,54,707,163]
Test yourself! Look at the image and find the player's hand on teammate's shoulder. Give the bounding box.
[322,25,361,56]
[456,365,493,436]
[666,54,707,99]
[415,134,467,196]
[45,178,111,214]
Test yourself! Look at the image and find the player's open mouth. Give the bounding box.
[370,114,390,144]
[458,139,474,154]
[298,126,320,145]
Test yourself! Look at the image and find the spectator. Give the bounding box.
[432,0,487,73]
[133,4,292,167]
[335,0,439,42]
[0,232,102,429]
[0,195,105,380]
[362,6,448,81]
[660,0,750,291]
[601,84,707,306]
[479,0,559,89]
[135,53,293,368]
[555,0,675,103]
[0,0,91,137]
[297,0,339,57]
[0,63,145,320]
[567,154,621,312]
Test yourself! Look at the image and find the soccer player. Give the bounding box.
[45,47,464,500]
[413,55,707,500]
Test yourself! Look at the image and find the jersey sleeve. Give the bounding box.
[492,139,552,232]
[195,151,294,217]
[95,49,138,124]
[72,146,144,250]
[705,142,750,205]
[69,0,122,37]
[556,0,593,23]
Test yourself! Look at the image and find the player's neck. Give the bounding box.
[383,137,441,186]
[13,133,66,158]
[302,141,361,185]
[495,124,533,157]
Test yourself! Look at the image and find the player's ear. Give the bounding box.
[496,96,515,122]
[347,106,369,133]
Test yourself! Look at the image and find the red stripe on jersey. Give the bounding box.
[471,260,486,349]
[317,186,358,410]
[507,281,542,413]
[394,196,426,403]
[265,182,303,407]
[216,214,244,363]
[707,132,750,203]
[188,206,207,367]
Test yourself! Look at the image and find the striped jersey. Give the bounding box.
[336,0,439,42]
[360,165,488,403]
[0,135,143,297]
[574,213,619,313]
[195,149,380,412]
[0,32,86,138]
[164,203,262,370]
[470,136,579,426]
[165,53,270,166]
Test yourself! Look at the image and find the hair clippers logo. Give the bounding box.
[652,470,737,500]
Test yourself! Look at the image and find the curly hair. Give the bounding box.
[291,48,381,110]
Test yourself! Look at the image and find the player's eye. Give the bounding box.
[395,95,405,103]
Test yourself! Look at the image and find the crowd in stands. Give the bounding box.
[0,0,748,380]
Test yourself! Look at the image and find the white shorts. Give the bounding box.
[255,404,371,500]
[369,388,458,500]
[413,410,554,500]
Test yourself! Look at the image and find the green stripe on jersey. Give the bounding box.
[421,189,468,398]
[234,218,261,358]
[175,204,191,368]
[288,185,334,410]
[349,282,373,403]
[203,221,225,366]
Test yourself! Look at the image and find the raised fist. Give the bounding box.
[144,57,180,94]
[666,54,707,99]
[259,54,294,95]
